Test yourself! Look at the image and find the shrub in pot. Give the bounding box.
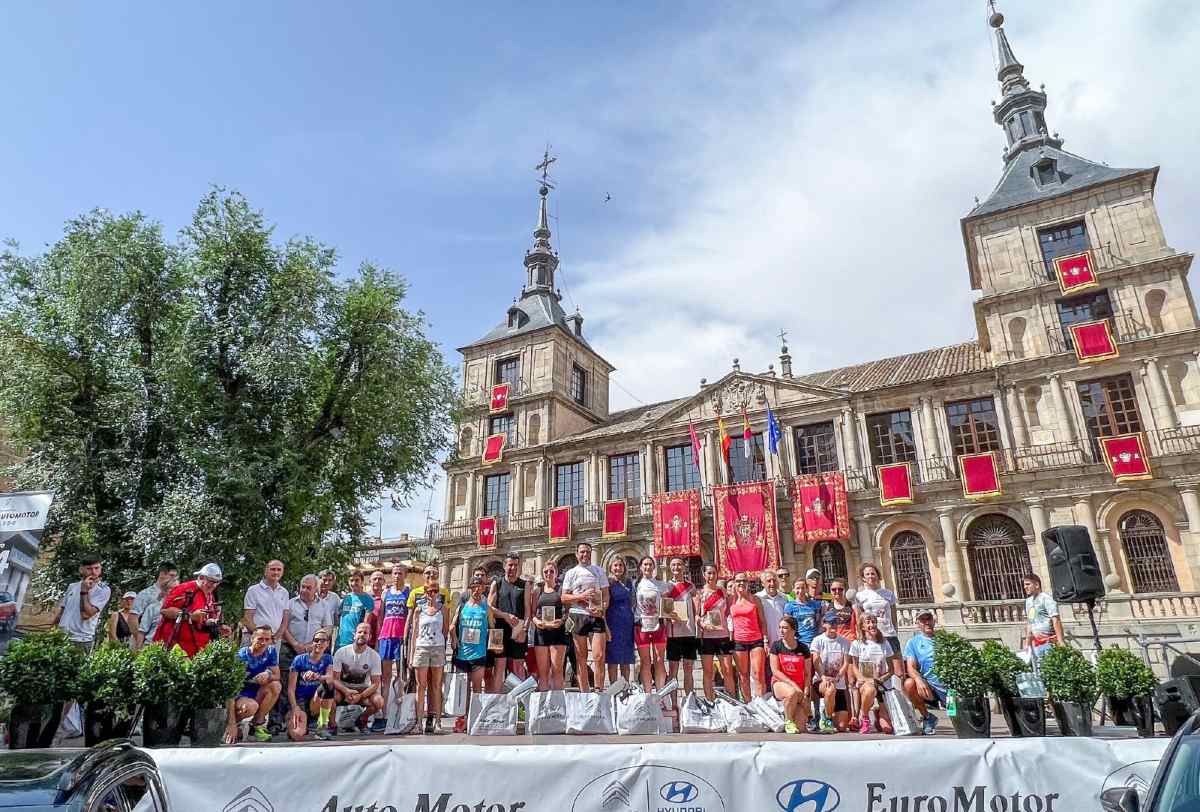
[0,629,85,749]
[133,643,190,747]
[1096,647,1157,736]
[186,640,244,746]
[79,642,138,746]
[1040,645,1098,737]
[932,630,991,738]
[980,640,1045,737]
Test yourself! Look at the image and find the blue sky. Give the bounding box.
[4,2,1199,540]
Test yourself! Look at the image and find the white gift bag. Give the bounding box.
[385,679,419,735]
[443,671,469,717]
[717,696,769,734]
[679,692,725,734]
[884,676,921,737]
[565,691,617,735]
[336,704,366,732]
[467,693,519,736]
[526,690,568,735]
[748,695,787,733]
[615,690,664,736]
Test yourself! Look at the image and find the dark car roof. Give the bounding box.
[0,740,158,805]
[0,750,76,783]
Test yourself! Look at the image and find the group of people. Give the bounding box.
[47,546,1067,742]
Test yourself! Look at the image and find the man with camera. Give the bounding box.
[152,562,231,657]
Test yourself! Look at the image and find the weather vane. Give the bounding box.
[535,145,557,190]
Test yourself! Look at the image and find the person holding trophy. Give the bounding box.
[530,562,568,691]
[696,563,734,701]
[632,556,672,691]
[561,542,609,692]
[849,612,894,735]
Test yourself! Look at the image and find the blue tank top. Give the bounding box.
[458,600,488,662]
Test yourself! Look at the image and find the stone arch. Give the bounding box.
[459,426,474,456]
[955,503,1031,543]
[556,553,578,573]
[1145,289,1167,334]
[1008,317,1028,360]
[527,413,542,446]
[1097,492,1192,593]
[964,513,1032,601]
[875,516,944,600]
[812,541,849,586]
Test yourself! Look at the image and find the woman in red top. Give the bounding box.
[729,574,769,700]
[769,615,810,734]
[694,564,733,701]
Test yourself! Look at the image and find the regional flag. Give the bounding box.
[767,407,781,456]
[742,410,753,458]
[688,421,706,489]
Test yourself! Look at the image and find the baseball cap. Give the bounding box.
[194,563,224,582]
[469,575,486,586]
[822,611,841,626]
[915,608,935,621]
[805,568,821,579]
[122,591,137,599]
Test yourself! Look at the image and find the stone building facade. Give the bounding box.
[429,13,1200,660]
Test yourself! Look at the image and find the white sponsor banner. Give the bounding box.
[0,491,53,534]
[150,736,1168,812]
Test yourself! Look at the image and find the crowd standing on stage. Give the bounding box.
[46,543,1066,741]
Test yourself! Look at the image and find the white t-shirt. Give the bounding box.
[1026,592,1059,638]
[561,564,607,618]
[332,643,383,687]
[634,578,671,630]
[850,638,894,680]
[810,633,851,689]
[244,580,290,634]
[855,587,898,637]
[757,590,789,644]
[57,580,112,642]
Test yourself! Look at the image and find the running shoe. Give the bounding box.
[858,717,871,735]
[424,717,434,735]
[370,717,387,733]
[453,715,466,733]
[252,724,272,742]
[315,728,333,741]
[819,715,834,733]
[922,713,938,736]
[805,718,818,734]
[784,720,800,735]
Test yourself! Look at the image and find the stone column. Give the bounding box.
[992,389,1015,451]
[706,430,721,488]
[1144,357,1179,430]
[1006,385,1030,448]
[937,508,968,601]
[1074,495,1112,579]
[466,473,478,520]
[444,475,456,523]
[781,422,796,479]
[589,451,601,504]
[1024,497,1051,580]
[840,407,861,469]
[919,397,941,457]
[534,459,545,511]
[1178,485,1200,532]
[1048,374,1078,443]
[439,561,450,585]
[510,462,523,516]
[643,442,656,498]
[855,519,874,569]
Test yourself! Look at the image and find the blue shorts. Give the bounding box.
[239,685,261,700]
[378,638,404,661]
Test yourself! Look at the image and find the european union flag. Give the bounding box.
[767,406,782,455]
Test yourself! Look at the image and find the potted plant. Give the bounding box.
[980,640,1045,737]
[0,629,85,749]
[133,642,190,747]
[1097,647,1157,737]
[932,630,991,738]
[186,639,244,746]
[1040,645,1098,736]
[78,641,138,746]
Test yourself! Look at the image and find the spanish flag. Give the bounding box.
[741,409,753,458]
[717,416,731,468]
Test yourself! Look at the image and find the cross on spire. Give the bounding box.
[535,145,557,188]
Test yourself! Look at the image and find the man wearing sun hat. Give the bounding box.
[152,562,230,657]
[902,608,946,736]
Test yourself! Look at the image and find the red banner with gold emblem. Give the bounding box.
[478,516,498,550]
[652,490,701,559]
[713,481,781,578]
[1101,433,1153,483]
[1053,251,1098,296]
[489,383,510,413]
[790,472,850,542]
[481,433,505,465]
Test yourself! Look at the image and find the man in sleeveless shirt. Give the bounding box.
[487,552,534,692]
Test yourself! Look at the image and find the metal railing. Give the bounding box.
[1028,242,1124,283]
[1146,424,1200,457]
[1008,440,1094,470]
[463,377,535,408]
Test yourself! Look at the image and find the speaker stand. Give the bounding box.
[1085,598,1107,726]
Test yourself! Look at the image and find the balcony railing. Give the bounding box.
[1146,424,1200,457]
[463,377,533,408]
[1027,242,1126,283]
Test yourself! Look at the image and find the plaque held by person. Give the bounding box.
[487,628,505,652]
[540,605,557,623]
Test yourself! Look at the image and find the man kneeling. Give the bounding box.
[332,621,385,734]
[287,628,336,741]
[228,625,282,744]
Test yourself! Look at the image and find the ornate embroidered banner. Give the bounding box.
[790,472,850,542]
[1053,250,1098,295]
[1101,433,1153,483]
[959,452,1003,499]
[877,463,914,507]
[548,506,572,543]
[713,481,781,578]
[1070,320,1119,363]
[602,500,627,538]
[652,490,702,559]
[478,516,498,550]
[489,383,511,413]
[481,433,506,465]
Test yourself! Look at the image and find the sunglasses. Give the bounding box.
[424,571,437,577]
[832,587,845,592]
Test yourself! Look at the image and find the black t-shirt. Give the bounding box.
[770,639,811,683]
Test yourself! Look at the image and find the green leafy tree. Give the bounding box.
[0,190,456,610]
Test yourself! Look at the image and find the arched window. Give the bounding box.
[1008,317,1027,360]
[812,542,848,586]
[1165,360,1189,407]
[459,427,474,456]
[1145,290,1166,334]
[1118,510,1179,593]
[527,413,542,446]
[891,531,934,604]
[484,560,504,580]
[1024,385,1043,428]
[966,514,1032,601]
[557,554,578,574]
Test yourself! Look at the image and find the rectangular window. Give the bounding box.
[483,473,510,517]
[608,452,641,501]
[494,357,518,388]
[1056,289,1114,349]
[866,410,917,466]
[555,462,585,507]
[945,397,1003,456]
[1076,374,1143,457]
[488,414,516,446]
[665,444,701,493]
[793,421,839,474]
[728,435,766,483]
[1038,220,1089,280]
[571,364,587,406]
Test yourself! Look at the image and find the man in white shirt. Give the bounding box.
[242,559,290,643]
[51,557,112,652]
[130,561,178,649]
[757,569,789,645]
[316,569,341,625]
[279,574,336,724]
[332,622,384,734]
[1023,573,1063,658]
[561,542,609,692]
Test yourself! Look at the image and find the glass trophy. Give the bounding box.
[541,605,557,623]
[487,628,505,652]
[706,609,722,628]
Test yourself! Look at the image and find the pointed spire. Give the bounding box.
[987,1,1062,163]
[523,148,560,297]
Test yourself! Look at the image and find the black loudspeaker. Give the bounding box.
[1154,676,1200,735]
[1041,525,1105,603]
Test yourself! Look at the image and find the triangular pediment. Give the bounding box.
[647,371,849,430]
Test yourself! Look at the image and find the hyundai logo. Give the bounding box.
[661,781,700,803]
[777,779,841,812]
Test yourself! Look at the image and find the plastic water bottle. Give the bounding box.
[947,690,958,718]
